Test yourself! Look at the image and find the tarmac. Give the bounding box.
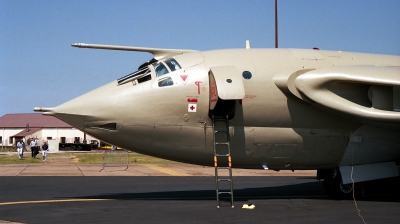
[0,163,317,177]
[0,151,317,177]
[1,151,399,224]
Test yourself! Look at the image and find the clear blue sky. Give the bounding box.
[1,0,399,116]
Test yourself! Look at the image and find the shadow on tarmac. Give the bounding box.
[65,176,400,203]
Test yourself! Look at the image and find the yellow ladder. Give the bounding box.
[212,115,234,208]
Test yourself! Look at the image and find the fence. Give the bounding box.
[99,149,130,172]
[0,145,14,152]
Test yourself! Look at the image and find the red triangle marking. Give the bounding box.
[180,75,188,82]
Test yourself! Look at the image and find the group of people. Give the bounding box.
[16,138,49,162]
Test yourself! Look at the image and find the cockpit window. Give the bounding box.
[165,58,181,72]
[158,76,174,87]
[154,62,169,77]
[153,58,182,77]
[117,58,182,86]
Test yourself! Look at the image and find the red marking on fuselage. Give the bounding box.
[181,75,188,81]
[187,98,198,103]
[180,74,189,85]
[195,81,202,94]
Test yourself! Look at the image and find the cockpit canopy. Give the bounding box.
[117,58,181,86]
[154,58,181,77]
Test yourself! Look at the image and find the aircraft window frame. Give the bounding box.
[164,58,181,72]
[154,62,170,77]
[158,76,174,87]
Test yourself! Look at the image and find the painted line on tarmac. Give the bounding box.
[16,165,29,176]
[0,195,329,206]
[119,195,329,200]
[143,164,191,176]
[75,163,84,176]
[0,199,111,206]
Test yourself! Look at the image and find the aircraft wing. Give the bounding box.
[274,65,400,127]
[71,43,197,60]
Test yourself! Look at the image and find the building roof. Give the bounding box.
[13,127,42,137]
[0,113,72,128]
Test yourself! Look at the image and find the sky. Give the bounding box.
[1,0,399,116]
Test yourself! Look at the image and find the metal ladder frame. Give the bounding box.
[212,115,234,208]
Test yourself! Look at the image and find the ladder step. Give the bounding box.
[218,192,232,195]
[217,179,232,182]
[213,118,228,121]
[214,130,228,133]
[216,166,231,169]
[215,142,229,145]
[215,155,230,158]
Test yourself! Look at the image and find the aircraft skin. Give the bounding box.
[35,44,400,195]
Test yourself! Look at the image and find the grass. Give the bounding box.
[0,154,42,164]
[75,152,180,164]
[0,151,180,165]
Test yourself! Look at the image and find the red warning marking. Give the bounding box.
[180,74,189,85]
[245,94,257,99]
[195,81,202,94]
[180,75,188,81]
[211,99,217,102]
[187,98,198,103]
[190,105,195,110]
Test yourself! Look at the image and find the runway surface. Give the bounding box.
[0,163,316,177]
[1,175,399,223]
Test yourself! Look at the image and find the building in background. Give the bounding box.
[0,113,98,150]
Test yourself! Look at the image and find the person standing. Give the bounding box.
[16,139,24,160]
[30,138,37,158]
[41,142,49,162]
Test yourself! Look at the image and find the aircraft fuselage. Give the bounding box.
[37,48,400,171]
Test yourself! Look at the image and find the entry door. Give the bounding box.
[208,65,245,110]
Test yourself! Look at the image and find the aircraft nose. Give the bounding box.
[34,81,120,130]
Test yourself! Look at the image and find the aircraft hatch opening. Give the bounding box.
[209,98,236,119]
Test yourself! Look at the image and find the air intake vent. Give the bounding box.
[91,123,117,131]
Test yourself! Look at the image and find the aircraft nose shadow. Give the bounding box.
[63,176,400,203]
[63,181,327,202]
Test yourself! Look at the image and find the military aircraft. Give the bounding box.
[35,42,400,199]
